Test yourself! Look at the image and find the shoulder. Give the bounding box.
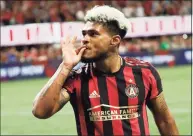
[123,57,150,67]
[123,57,160,75]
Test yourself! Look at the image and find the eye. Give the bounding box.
[82,31,86,36]
[88,31,95,37]
[82,30,99,37]
[88,31,98,37]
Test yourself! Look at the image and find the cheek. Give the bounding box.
[93,37,110,51]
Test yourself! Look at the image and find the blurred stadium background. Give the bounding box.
[0,0,192,135]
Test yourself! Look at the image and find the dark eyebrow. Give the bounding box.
[82,29,100,35]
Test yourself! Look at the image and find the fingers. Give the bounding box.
[77,47,86,58]
[60,36,67,49]
[71,36,77,44]
[60,36,77,48]
[75,45,86,54]
[65,35,70,44]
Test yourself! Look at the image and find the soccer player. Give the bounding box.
[32,5,179,135]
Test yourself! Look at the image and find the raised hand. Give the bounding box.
[60,36,86,69]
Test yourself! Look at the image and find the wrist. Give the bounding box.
[63,64,73,71]
[61,61,74,70]
[60,65,72,75]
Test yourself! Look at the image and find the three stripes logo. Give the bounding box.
[89,90,100,98]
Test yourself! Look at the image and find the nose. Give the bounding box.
[81,38,89,45]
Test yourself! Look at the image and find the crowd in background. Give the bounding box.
[119,35,191,54]
[0,44,62,64]
[0,35,191,64]
[1,0,191,25]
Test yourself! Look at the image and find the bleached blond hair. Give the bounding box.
[84,5,130,38]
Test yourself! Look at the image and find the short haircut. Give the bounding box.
[84,5,130,39]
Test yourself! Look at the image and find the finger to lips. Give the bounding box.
[75,45,86,54]
[77,47,86,57]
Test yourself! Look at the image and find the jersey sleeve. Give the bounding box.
[148,64,163,100]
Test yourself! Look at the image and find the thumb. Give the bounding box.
[77,47,86,58]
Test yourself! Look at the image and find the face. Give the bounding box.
[81,22,112,63]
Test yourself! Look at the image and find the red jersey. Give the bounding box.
[63,57,163,136]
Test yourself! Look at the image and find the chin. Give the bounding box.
[81,57,96,63]
[81,53,108,63]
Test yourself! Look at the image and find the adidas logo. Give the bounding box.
[89,90,100,98]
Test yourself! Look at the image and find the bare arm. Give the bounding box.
[32,36,86,119]
[147,93,179,135]
[32,62,71,119]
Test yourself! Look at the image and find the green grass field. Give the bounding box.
[1,65,191,135]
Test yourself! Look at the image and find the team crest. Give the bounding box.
[125,84,139,98]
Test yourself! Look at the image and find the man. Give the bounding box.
[32,5,179,135]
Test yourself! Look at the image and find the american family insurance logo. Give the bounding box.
[87,104,140,121]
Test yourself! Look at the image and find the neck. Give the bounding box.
[93,54,122,73]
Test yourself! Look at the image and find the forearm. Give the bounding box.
[33,35,85,119]
[148,93,179,135]
[32,62,72,118]
[37,62,71,98]
[156,118,179,135]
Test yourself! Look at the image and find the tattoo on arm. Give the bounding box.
[57,97,67,108]
[150,93,179,135]
[158,94,168,112]
[56,89,70,111]
[147,93,168,114]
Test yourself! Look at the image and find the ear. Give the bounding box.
[110,35,121,47]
